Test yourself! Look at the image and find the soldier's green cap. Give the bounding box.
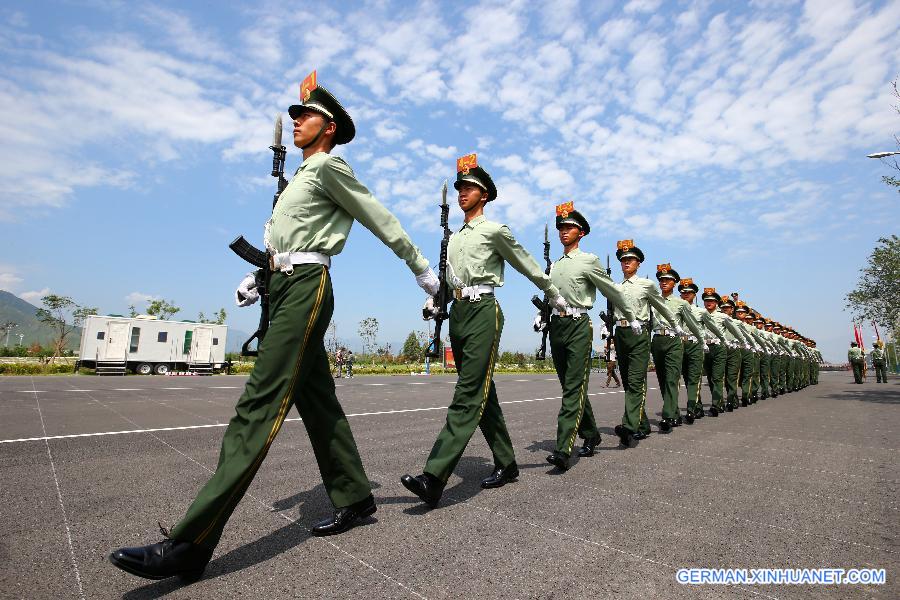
[655,263,680,281]
[453,153,497,201]
[719,295,735,307]
[701,287,721,302]
[616,239,644,262]
[678,278,699,293]
[288,71,355,145]
[735,301,749,313]
[555,205,590,234]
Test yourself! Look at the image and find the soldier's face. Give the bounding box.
[620,257,639,276]
[722,306,733,315]
[457,182,487,212]
[557,224,583,246]
[680,291,695,303]
[292,110,332,148]
[658,278,675,294]
[704,299,718,311]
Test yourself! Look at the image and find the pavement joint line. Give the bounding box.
[558,476,897,556]
[451,492,781,600]
[644,446,899,484]
[29,376,85,599]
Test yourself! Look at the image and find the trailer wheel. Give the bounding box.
[154,363,170,375]
[136,362,152,375]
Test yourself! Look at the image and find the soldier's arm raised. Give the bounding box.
[681,303,705,341]
[702,311,727,343]
[495,225,561,297]
[586,258,635,321]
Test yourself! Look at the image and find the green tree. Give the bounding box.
[875,80,900,193]
[128,304,138,318]
[35,295,97,362]
[845,235,900,333]
[358,317,378,361]
[146,299,180,320]
[401,331,422,362]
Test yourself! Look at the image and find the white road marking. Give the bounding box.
[366,383,387,386]
[17,390,45,393]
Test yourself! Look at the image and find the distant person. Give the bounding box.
[344,349,354,378]
[335,347,345,378]
[872,341,887,383]
[605,339,620,388]
[848,342,865,384]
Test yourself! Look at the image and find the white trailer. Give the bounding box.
[77,315,229,375]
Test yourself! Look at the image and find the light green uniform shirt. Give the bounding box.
[708,310,744,344]
[267,152,428,274]
[549,248,635,319]
[871,347,885,361]
[446,215,559,297]
[655,294,704,341]
[689,304,727,343]
[613,275,677,325]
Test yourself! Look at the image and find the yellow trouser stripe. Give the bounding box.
[478,303,501,419]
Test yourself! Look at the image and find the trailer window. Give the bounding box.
[213,338,219,346]
[183,330,193,354]
[97,332,105,340]
[158,332,168,343]
[129,327,141,353]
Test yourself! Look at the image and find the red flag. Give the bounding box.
[872,321,881,343]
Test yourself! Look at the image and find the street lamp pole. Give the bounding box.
[867,151,900,159]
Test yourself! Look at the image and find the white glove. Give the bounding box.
[702,343,709,353]
[415,267,440,296]
[744,343,752,350]
[629,319,643,334]
[533,312,547,332]
[235,272,259,307]
[598,324,610,340]
[422,297,439,320]
[675,325,686,336]
[552,295,569,311]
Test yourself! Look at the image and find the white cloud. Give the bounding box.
[20,288,50,304]
[0,271,23,290]
[125,292,158,306]
[494,155,528,174]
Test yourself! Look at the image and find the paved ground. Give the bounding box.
[0,370,896,599]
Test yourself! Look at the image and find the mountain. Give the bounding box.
[225,328,253,354]
[0,290,82,349]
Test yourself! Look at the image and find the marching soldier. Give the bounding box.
[611,240,679,446]
[734,301,760,406]
[763,320,781,397]
[539,204,637,470]
[751,313,774,399]
[402,154,570,507]
[872,341,888,383]
[699,289,731,416]
[109,72,441,582]
[718,296,744,410]
[678,278,727,422]
[651,265,705,432]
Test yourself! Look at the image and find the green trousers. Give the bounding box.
[703,343,726,409]
[170,265,370,550]
[615,326,651,434]
[751,351,761,398]
[681,340,704,415]
[549,315,599,457]
[651,334,683,420]
[851,360,864,383]
[874,360,887,382]
[780,355,788,392]
[424,297,515,483]
[724,345,741,406]
[739,349,755,401]
[769,355,780,395]
[759,353,770,398]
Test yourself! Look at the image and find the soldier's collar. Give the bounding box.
[461,214,487,230]
[562,247,582,258]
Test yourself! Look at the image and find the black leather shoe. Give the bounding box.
[481,463,519,488]
[546,451,569,471]
[684,413,694,425]
[708,406,719,417]
[401,473,443,508]
[725,404,733,412]
[674,416,683,426]
[631,429,648,441]
[578,435,601,457]
[311,494,376,536]
[694,409,705,420]
[614,424,632,446]
[109,536,213,582]
[658,419,672,433]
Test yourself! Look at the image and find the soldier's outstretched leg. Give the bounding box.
[703,344,726,416]
[725,345,741,408]
[739,348,754,406]
[681,339,704,422]
[615,325,651,444]
[651,333,683,432]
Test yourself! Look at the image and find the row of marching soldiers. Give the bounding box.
[108,78,827,585]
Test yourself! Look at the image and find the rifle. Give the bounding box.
[597,254,615,337]
[229,114,288,356]
[424,181,450,359]
[531,224,552,360]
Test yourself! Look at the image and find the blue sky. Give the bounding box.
[1,0,898,362]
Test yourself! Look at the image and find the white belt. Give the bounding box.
[453,284,493,302]
[270,251,331,274]
[685,335,698,343]
[654,328,678,337]
[553,307,588,318]
[706,338,720,345]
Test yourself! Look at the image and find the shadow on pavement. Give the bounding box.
[818,381,899,404]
